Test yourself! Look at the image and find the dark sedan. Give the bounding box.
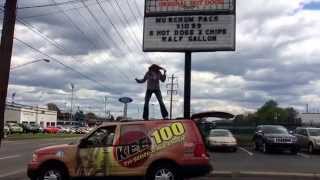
[253,125,299,154]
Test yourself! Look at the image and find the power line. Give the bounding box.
[3,6,134,84]
[14,37,110,91]
[80,0,140,77]
[110,0,154,64]
[17,0,93,9]
[49,0,133,82]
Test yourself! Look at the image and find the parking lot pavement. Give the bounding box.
[0,138,79,180]
[211,146,320,174]
[1,140,320,180]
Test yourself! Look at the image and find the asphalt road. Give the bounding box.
[0,138,79,180]
[1,139,320,180]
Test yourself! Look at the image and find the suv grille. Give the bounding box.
[275,138,292,143]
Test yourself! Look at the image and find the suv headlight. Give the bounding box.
[316,140,320,145]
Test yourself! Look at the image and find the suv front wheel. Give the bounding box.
[37,165,68,180]
[146,163,181,180]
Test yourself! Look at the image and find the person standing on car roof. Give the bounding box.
[135,64,169,120]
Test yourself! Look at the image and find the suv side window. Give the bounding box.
[86,126,116,147]
[119,124,151,145]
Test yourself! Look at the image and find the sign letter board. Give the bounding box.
[143,0,236,52]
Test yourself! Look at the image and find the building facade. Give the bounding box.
[5,103,57,128]
[299,113,320,126]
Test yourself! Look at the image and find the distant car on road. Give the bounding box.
[44,126,60,134]
[253,125,299,154]
[57,126,70,133]
[7,123,23,134]
[295,127,320,153]
[4,125,10,138]
[206,129,237,152]
[21,124,42,133]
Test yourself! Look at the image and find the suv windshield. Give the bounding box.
[308,129,320,136]
[263,127,288,134]
[209,130,231,137]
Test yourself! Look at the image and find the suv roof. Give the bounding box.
[101,119,191,126]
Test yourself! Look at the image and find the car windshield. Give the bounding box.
[263,127,288,134]
[308,129,320,136]
[209,130,231,137]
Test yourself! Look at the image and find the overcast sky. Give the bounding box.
[2,0,320,118]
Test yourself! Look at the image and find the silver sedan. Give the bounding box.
[206,129,238,152]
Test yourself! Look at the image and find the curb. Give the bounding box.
[210,171,320,179]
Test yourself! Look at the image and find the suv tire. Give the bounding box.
[290,148,298,155]
[308,143,314,154]
[146,163,181,180]
[37,165,68,180]
[253,141,259,151]
[262,142,269,153]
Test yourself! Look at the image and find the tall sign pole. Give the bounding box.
[184,52,192,119]
[0,0,18,146]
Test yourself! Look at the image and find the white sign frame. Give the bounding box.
[143,0,236,52]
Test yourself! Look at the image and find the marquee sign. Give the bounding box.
[143,0,236,52]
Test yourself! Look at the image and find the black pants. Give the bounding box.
[143,89,168,120]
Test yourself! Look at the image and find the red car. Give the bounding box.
[43,126,59,134]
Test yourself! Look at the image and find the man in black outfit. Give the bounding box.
[135,64,169,120]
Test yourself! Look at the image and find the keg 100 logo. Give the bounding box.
[114,122,186,168]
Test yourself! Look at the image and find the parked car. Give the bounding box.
[4,125,10,138]
[28,118,212,180]
[206,129,237,152]
[57,126,70,133]
[295,127,320,153]
[253,125,299,154]
[7,123,23,134]
[43,126,60,134]
[21,124,42,133]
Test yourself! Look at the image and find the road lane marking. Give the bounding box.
[211,170,320,178]
[0,169,25,178]
[297,152,310,158]
[239,147,254,156]
[0,154,21,160]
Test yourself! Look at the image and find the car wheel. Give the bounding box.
[37,165,68,180]
[308,143,314,154]
[231,147,237,152]
[146,163,181,180]
[262,142,268,153]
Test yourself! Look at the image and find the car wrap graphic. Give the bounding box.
[114,122,186,168]
[73,122,187,177]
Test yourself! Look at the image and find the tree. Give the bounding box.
[47,103,61,114]
[74,111,85,122]
[86,112,96,120]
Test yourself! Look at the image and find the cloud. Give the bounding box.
[5,0,320,118]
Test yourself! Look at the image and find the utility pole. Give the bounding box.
[104,96,107,121]
[70,83,74,122]
[0,0,18,146]
[167,74,178,119]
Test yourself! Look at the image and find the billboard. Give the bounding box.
[143,0,236,52]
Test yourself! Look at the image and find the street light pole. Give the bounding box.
[10,59,50,71]
[70,83,74,122]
